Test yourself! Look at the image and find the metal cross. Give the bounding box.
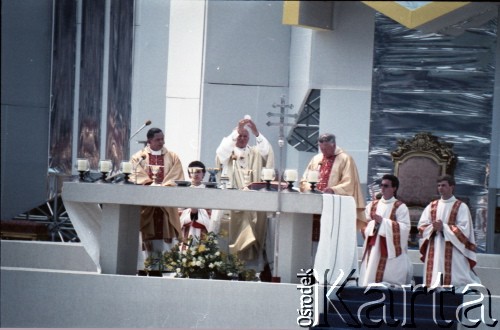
[266,95,295,279]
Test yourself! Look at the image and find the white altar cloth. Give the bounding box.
[314,194,358,285]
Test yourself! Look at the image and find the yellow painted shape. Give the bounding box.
[282,0,334,31]
[362,1,469,29]
[283,0,300,26]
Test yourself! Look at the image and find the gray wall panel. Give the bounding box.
[311,1,375,90]
[1,0,53,106]
[1,105,49,220]
[1,0,52,220]
[130,0,171,156]
[204,0,290,87]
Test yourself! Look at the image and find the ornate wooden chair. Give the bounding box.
[391,132,457,247]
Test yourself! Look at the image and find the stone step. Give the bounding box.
[312,313,461,329]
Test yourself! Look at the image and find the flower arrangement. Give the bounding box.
[156,231,254,280]
[144,251,165,273]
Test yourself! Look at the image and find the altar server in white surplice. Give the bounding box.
[359,174,413,286]
[418,175,480,290]
[179,161,212,241]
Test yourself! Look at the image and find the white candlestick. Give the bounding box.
[261,168,274,181]
[284,169,298,182]
[307,170,319,183]
[77,159,88,171]
[121,161,132,174]
[99,160,112,173]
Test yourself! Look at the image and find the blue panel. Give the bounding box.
[367,13,497,252]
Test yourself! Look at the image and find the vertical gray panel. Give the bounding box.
[50,0,77,174]
[106,0,134,171]
[1,0,53,106]
[78,0,105,169]
[367,13,497,252]
[1,0,52,220]
[204,0,290,86]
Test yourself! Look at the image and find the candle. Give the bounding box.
[121,161,132,174]
[284,169,298,182]
[261,168,275,181]
[77,159,88,171]
[307,170,319,183]
[99,160,112,173]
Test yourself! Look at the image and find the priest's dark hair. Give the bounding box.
[437,174,455,186]
[146,127,163,139]
[318,133,336,144]
[381,174,399,197]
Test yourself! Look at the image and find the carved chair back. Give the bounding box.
[391,132,457,246]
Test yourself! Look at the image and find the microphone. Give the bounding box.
[139,154,146,167]
[133,154,147,185]
[130,120,152,140]
[132,154,147,167]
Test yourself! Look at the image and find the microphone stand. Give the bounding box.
[130,120,151,141]
[133,154,147,185]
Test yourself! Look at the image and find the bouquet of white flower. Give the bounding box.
[161,231,247,279]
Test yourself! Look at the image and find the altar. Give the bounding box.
[61,182,357,283]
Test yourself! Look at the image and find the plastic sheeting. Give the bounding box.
[367,13,498,252]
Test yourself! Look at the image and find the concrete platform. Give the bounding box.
[1,240,499,328]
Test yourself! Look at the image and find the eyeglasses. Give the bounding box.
[380,184,392,188]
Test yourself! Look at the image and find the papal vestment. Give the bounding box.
[359,197,413,286]
[418,196,479,288]
[215,131,274,260]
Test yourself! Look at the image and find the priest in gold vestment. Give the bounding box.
[129,127,185,261]
[300,133,366,229]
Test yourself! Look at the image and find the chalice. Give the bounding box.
[150,165,161,186]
